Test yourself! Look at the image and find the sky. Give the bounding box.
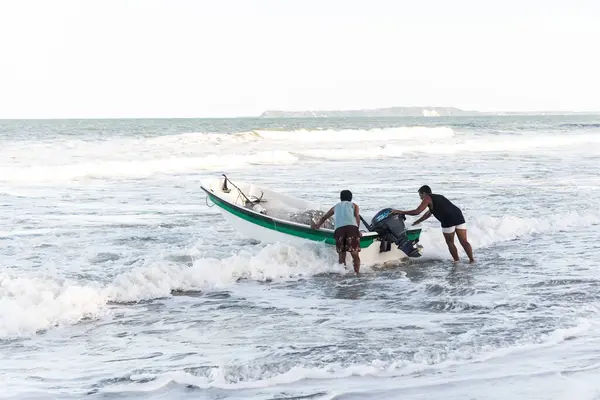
[0,0,599,118]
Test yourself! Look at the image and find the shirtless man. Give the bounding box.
[392,185,475,263]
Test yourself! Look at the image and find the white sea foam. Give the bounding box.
[296,133,600,160]
[415,209,600,259]
[0,275,106,339]
[4,128,599,185]
[250,127,456,142]
[95,318,596,393]
[0,127,454,181]
[4,117,600,399]
[1,210,598,340]
[0,150,299,184]
[411,133,600,154]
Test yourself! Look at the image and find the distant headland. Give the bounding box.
[259,107,598,118]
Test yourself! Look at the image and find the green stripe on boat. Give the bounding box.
[206,190,422,248]
[207,191,376,247]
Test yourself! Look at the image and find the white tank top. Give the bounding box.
[334,201,357,229]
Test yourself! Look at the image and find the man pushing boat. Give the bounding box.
[391,185,475,264]
[311,190,362,274]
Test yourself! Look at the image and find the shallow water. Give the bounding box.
[1,116,600,399]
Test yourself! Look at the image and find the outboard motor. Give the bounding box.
[370,208,422,258]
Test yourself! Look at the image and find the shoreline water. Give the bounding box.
[1,115,600,399]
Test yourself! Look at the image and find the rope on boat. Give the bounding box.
[222,174,264,205]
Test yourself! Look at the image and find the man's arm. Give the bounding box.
[311,207,334,229]
[412,210,432,225]
[392,197,430,216]
[354,203,360,227]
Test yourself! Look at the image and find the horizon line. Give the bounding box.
[1,106,600,121]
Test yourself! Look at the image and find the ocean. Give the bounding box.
[1,115,600,399]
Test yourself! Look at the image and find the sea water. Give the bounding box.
[1,116,600,399]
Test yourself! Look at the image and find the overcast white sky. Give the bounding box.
[0,0,599,118]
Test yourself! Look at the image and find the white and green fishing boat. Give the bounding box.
[201,175,423,266]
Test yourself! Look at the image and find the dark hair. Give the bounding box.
[418,185,432,194]
[340,190,352,201]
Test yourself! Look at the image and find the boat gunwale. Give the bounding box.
[201,184,422,243]
[201,184,381,239]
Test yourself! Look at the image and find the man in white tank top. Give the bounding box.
[311,190,362,274]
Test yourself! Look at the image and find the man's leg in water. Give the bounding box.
[443,231,460,262]
[348,227,361,274]
[350,251,360,274]
[334,227,347,265]
[456,228,475,263]
[338,251,347,265]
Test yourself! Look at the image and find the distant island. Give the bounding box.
[259,107,599,118]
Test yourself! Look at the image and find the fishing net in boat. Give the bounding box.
[288,209,335,230]
[244,202,336,230]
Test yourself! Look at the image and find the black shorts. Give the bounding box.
[440,214,466,228]
[439,210,465,228]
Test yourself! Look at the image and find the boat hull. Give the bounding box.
[201,177,423,267]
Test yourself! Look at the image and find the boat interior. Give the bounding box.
[202,175,374,233]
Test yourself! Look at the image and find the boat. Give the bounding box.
[200,175,424,267]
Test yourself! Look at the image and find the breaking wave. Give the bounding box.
[248,127,455,142]
[0,127,455,184]
[5,127,599,184]
[0,150,299,183]
[94,318,595,393]
[1,209,598,339]
[296,133,600,160]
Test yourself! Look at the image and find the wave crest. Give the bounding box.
[1,209,597,339]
